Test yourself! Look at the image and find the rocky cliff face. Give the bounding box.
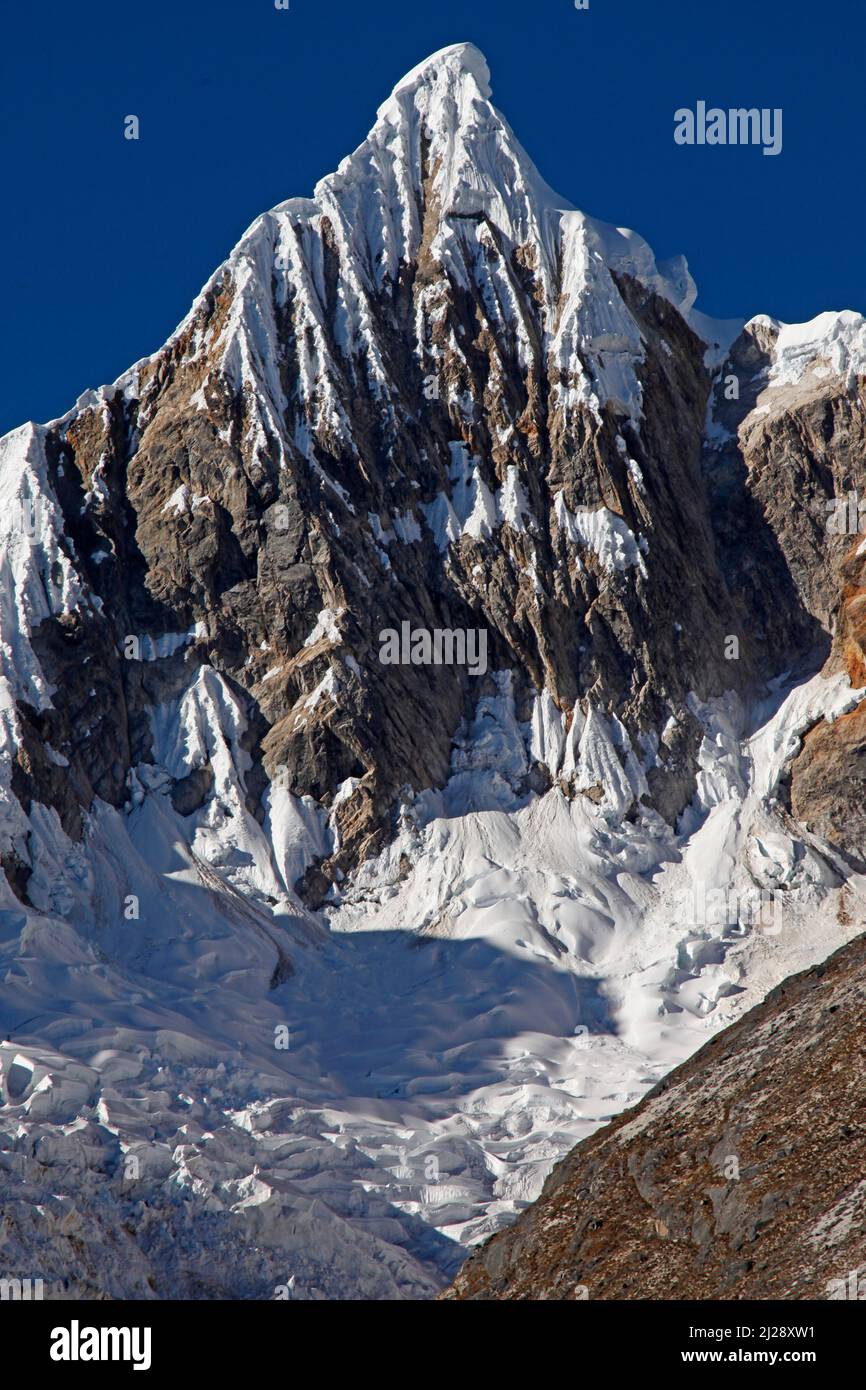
[444,926,866,1301]
[1,43,865,1301]
[701,312,866,868]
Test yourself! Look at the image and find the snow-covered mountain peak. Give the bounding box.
[65,44,712,432]
[311,41,570,302]
[383,40,493,105]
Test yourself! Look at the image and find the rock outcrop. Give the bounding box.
[444,925,866,1301]
[702,312,866,868]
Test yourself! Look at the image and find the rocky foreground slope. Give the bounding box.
[445,927,866,1301]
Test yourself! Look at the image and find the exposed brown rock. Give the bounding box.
[702,322,866,870]
[790,700,866,870]
[444,926,866,1301]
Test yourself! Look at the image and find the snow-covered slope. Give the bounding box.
[1,43,865,1300]
[1,663,864,1298]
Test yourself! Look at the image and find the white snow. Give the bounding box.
[749,310,866,393]
[2,654,864,1297]
[135,624,204,662]
[161,485,211,517]
[303,666,341,712]
[554,492,646,575]
[423,446,536,552]
[303,607,344,649]
[0,425,85,710]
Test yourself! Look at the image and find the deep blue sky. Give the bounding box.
[1,0,863,434]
